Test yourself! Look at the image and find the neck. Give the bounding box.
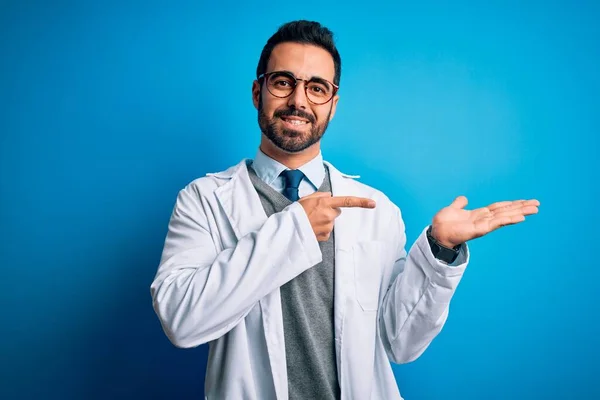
[259,136,321,169]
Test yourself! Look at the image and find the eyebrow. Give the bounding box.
[277,70,333,85]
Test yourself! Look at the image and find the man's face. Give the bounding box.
[253,42,339,153]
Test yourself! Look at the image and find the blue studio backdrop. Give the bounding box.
[1,1,598,399]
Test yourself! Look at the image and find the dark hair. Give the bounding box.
[256,20,341,86]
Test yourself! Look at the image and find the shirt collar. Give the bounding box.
[252,148,325,189]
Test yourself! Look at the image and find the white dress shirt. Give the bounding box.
[251,148,325,198]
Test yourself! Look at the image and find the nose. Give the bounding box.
[287,81,309,110]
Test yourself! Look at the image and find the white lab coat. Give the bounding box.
[151,159,469,399]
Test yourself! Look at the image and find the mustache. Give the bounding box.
[274,108,315,124]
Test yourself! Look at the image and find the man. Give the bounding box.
[151,20,539,399]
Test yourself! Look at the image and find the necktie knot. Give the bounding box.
[280,169,305,201]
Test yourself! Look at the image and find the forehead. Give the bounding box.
[267,42,335,82]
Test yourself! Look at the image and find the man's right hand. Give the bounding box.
[298,192,376,242]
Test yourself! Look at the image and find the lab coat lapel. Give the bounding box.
[213,159,288,400]
[212,159,265,241]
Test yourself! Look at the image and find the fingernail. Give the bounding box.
[368,200,376,208]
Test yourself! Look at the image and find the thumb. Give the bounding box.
[449,195,468,209]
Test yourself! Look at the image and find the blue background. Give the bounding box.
[1,1,598,399]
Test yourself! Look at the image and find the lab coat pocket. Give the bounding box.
[353,241,389,312]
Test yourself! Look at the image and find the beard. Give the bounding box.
[258,96,332,153]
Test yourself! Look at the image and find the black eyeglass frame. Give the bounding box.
[257,71,339,105]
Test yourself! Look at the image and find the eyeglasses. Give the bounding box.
[257,71,339,105]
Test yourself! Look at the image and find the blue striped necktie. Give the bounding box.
[280,169,305,202]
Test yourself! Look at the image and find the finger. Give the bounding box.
[472,206,493,219]
[521,205,539,215]
[488,214,526,231]
[486,201,514,212]
[487,199,540,212]
[493,206,538,219]
[449,196,468,209]
[512,205,539,216]
[318,232,331,242]
[327,196,376,209]
[324,207,342,222]
[317,223,334,241]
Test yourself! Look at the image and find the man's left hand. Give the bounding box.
[430,196,540,248]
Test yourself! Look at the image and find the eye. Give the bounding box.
[268,73,295,89]
[308,82,330,96]
[274,79,292,87]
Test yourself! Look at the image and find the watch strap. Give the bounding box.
[426,225,461,264]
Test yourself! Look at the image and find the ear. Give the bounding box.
[252,80,261,110]
[328,94,340,121]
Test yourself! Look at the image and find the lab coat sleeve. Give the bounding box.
[378,205,469,364]
[150,183,322,348]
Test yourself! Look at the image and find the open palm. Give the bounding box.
[431,196,540,248]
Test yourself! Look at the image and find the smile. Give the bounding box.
[280,117,310,127]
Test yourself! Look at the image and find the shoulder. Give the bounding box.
[178,159,248,200]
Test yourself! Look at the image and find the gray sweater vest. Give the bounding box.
[247,164,340,400]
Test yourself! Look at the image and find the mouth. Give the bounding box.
[280,116,311,129]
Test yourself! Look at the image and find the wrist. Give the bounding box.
[426,225,461,264]
[430,225,458,248]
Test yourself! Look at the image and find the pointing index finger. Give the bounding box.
[327,196,376,209]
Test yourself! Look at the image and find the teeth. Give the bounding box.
[284,118,307,125]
